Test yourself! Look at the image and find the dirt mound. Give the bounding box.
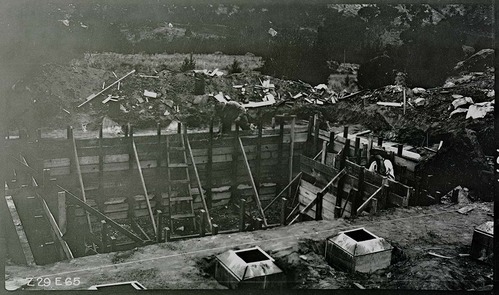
[454,49,494,73]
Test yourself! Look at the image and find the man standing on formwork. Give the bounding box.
[214,99,252,134]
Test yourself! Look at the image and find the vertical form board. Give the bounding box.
[313,114,319,156]
[289,116,296,184]
[276,120,285,193]
[354,137,361,164]
[206,120,214,208]
[306,115,313,157]
[231,126,240,200]
[255,121,263,191]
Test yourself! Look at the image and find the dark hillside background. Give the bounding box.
[0,1,493,91]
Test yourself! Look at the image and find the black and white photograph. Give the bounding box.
[1,0,495,291]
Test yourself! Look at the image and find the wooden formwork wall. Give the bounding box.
[4,126,308,225]
[299,155,412,220]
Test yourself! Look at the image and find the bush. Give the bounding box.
[180,53,195,72]
[227,59,242,74]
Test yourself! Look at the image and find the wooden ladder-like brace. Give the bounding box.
[166,127,196,234]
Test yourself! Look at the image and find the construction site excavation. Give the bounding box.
[1,2,495,292]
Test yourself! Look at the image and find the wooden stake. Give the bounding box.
[156,210,163,242]
[199,209,206,237]
[343,126,349,139]
[280,197,287,225]
[315,192,323,221]
[354,137,360,164]
[101,220,108,252]
[239,198,246,232]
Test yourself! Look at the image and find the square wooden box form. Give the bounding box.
[471,221,493,264]
[214,246,285,289]
[325,227,393,273]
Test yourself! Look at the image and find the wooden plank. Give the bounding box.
[132,140,157,236]
[238,137,268,226]
[357,186,383,214]
[186,134,212,232]
[4,195,36,265]
[39,195,74,260]
[71,130,93,233]
[57,191,67,234]
[58,185,145,243]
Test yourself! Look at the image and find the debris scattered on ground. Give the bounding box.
[428,251,453,259]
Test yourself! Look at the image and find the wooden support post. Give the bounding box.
[276,120,285,193]
[199,209,206,237]
[156,210,163,242]
[397,144,403,157]
[157,123,162,175]
[206,120,214,209]
[239,198,246,232]
[280,197,287,225]
[377,137,383,147]
[335,142,348,218]
[255,120,263,191]
[177,122,181,134]
[101,220,108,253]
[328,131,335,153]
[164,227,171,242]
[57,191,67,235]
[367,134,373,160]
[110,236,117,252]
[212,224,219,235]
[354,137,361,164]
[124,124,129,138]
[313,114,319,155]
[231,125,239,201]
[343,138,350,162]
[306,115,313,157]
[289,116,296,184]
[354,167,365,215]
[66,126,73,140]
[321,141,327,164]
[128,124,134,170]
[400,166,407,184]
[435,191,442,204]
[255,218,263,230]
[381,177,389,209]
[370,198,378,216]
[315,192,323,221]
[361,143,368,165]
[343,126,349,139]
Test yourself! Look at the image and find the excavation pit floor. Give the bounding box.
[5,202,493,291]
